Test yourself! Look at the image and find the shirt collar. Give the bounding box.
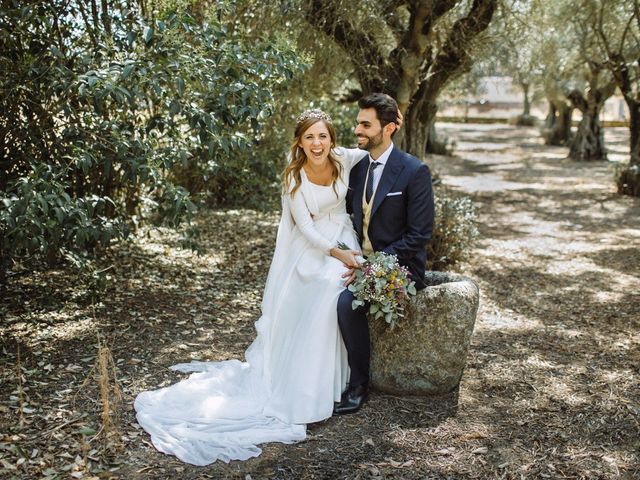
[370,142,394,166]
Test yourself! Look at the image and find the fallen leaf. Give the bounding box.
[472,447,488,454]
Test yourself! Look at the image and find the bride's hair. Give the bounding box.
[282,115,342,197]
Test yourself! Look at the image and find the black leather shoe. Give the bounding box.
[333,384,368,415]
[334,388,348,407]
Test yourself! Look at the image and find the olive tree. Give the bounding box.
[591,0,640,195]
[302,0,498,157]
[557,0,617,161]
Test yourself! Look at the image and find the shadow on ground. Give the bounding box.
[1,124,639,479]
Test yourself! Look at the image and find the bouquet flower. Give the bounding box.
[340,245,417,328]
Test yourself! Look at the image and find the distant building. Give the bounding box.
[440,76,629,122]
[476,76,521,106]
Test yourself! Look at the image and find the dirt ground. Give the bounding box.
[1,123,639,479]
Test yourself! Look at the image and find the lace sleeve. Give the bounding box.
[284,191,333,255]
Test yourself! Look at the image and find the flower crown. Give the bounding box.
[296,109,332,125]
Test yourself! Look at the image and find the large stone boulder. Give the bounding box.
[370,271,479,395]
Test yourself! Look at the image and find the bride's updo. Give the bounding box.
[282,109,342,197]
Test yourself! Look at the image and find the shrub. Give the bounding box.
[172,92,360,210]
[0,2,303,279]
[427,189,479,271]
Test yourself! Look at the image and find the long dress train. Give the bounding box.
[134,147,366,465]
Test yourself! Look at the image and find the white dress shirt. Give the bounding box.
[369,142,394,193]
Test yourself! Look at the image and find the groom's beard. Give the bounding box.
[357,130,383,151]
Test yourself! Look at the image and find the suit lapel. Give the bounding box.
[371,146,405,218]
[351,154,369,240]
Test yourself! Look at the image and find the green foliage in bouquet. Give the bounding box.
[427,189,479,271]
[346,250,417,329]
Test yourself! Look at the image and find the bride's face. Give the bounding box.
[298,121,331,167]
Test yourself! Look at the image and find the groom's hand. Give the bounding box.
[342,267,358,287]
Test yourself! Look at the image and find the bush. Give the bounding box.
[0,1,304,279]
[174,92,360,210]
[427,189,479,271]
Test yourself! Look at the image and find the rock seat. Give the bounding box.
[370,271,480,395]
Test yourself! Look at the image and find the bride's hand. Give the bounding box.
[329,247,361,269]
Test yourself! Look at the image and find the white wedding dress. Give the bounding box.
[134,147,366,465]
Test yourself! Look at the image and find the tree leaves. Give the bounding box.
[143,26,153,44]
[0,4,304,276]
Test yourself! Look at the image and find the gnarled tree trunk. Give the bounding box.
[617,99,640,196]
[426,120,450,155]
[515,82,535,126]
[544,98,574,146]
[567,67,616,162]
[306,0,497,158]
[568,101,607,161]
[401,82,440,157]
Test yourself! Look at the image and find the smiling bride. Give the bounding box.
[134,109,367,465]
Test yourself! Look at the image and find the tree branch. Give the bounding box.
[596,0,612,56]
[618,8,636,55]
[423,0,497,100]
[304,0,389,92]
[381,1,409,42]
[77,1,98,48]
[101,0,111,35]
[568,89,588,112]
[387,0,458,111]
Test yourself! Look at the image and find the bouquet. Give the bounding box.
[339,244,417,328]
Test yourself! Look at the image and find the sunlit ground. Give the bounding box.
[1,123,638,479]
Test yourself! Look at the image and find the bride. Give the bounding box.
[134,109,367,465]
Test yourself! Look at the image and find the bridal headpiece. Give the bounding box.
[296,109,332,125]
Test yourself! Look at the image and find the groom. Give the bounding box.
[334,93,435,415]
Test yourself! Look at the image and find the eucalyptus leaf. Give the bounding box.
[143,26,153,43]
[122,64,135,79]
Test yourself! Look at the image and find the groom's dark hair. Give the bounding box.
[358,93,399,135]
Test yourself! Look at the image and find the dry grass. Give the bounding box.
[0,124,638,479]
[89,340,123,454]
[15,344,25,429]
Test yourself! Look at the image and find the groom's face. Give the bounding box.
[355,108,383,151]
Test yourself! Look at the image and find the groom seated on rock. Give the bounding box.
[334,93,435,415]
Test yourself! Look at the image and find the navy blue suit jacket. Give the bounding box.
[347,146,434,290]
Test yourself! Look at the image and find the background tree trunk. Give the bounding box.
[617,99,640,196]
[630,101,640,166]
[305,0,497,158]
[522,82,531,116]
[544,98,573,146]
[591,3,640,195]
[545,100,556,129]
[515,81,535,126]
[567,73,616,161]
[568,100,607,161]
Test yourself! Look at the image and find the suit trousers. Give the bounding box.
[337,288,370,388]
